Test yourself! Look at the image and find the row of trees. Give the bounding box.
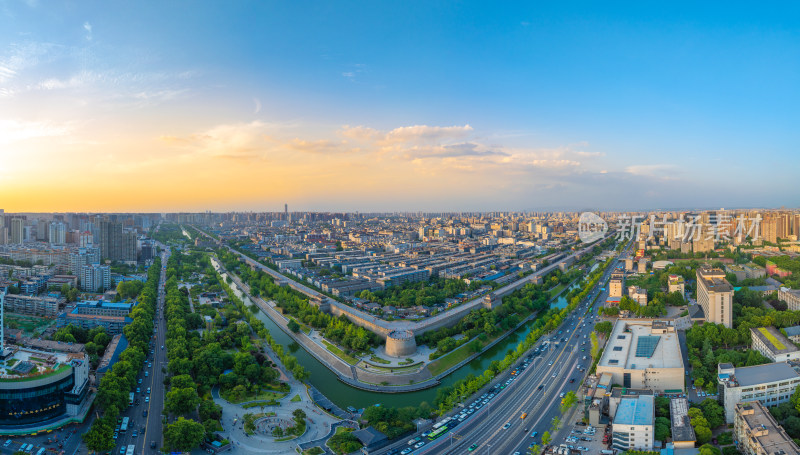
[218,248,378,353]
[356,277,485,308]
[82,257,161,452]
[162,253,218,451]
[427,256,617,416]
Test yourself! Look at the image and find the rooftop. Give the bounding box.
[751,327,799,355]
[736,401,800,455]
[670,398,696,443]
[598,319,684,371]
[615,395,654,427]
[721,362,800,388]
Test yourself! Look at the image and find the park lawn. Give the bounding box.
[369,355,391,364]
[363,363,422,374]
[321,339,359,365]
[290,394,302,402]
[427,342,479,376]
[548,283,567,298]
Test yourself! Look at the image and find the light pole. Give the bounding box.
[486,443,492,455]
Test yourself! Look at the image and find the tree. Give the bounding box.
[288,319,300,333]
[82,420,115,452]
[165,387,201,415]
[163,417,205,451]
[695,425,712,445]
[655,416,671,441]
[560,391,578,414]
[590,331,599,359]
[541,431,552,445]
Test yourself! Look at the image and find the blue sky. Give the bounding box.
[1,1,798,212]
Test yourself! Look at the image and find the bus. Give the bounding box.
[427,426,449,441]
[125,445,135,455]
[432,417,451,430]
[120,417,129,433]
[129,392,134,407]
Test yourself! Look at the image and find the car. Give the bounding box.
[145,371,148,377]
[132,430,138,437]
[560,393,566,398]
[531,431,538,438]
[467,408,474,414]
[120,448,125,455]
[468,444,478,451]
[552,373,557,377]
[150,442,157,449]
[421,431,430,437]
[577,447,588,451]
[414,442,425,449]
[143,409,148,417]
[537,385,544,390]
[548,361,553,366]
[3,441,10,447]
[502,422,511,430]
[113,432,118,439]
[401,449,412,455]
[161,345,164,350]
[570,378,575,383]
[147,387,151,394]
[145,396,150,403]
[138,378,142,384]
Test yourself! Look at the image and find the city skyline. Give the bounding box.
[1,1,799,212]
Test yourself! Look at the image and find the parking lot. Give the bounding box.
[554,422,612,455]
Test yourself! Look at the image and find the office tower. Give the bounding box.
[10,218,24,244]
[697,265,733,328]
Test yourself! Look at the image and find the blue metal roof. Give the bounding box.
[615,395,654,426]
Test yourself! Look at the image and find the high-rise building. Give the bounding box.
[10,218,24,244]
[48,222,66,244]
[80,263,110,292]
[36,219,48,241]
[697,265,733,328]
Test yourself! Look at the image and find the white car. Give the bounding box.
[414,442,425,449]
[502,422,512,430]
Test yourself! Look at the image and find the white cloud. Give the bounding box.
[0,119,72,145]
[83,22,93,41]
[625,164,678,177]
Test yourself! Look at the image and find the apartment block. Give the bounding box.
[667,275,685,299]
[779,287,800,311]
[734,401,800,455]
[697,265,733,328]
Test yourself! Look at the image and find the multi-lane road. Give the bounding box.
[377,246,627,455]
[113,246,170,455]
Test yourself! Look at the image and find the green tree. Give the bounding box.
[541,431,552,445]
[655,416,671,441]
[163,417,205,451]
[288,319,300,333]
[165,387,201,415]
[82,420,115,452]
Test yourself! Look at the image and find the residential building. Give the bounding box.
[609,270,625,298]
[734,401,800,455]
[779,287,800,311]
[596,320,685,392]
[697,265,733,328]
[750,327,800,363]
[783,325,800,344]
[668,275,685,299]
[718,362,800,423]
[628,286,647,305]
[80,263,110,292]
[48,222,66,244]
[611,395,654,451]
[10,218,24,244]
[2,294,62,317]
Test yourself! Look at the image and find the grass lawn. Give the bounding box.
[548,283,567,298]
[223,389,287,404]
[363,363,422,374]
[303,447,324,455]
[369,355,390,364]
[427,342,480,376]
[290,394,302,402]
[321,339,359,365]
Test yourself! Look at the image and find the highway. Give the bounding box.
[377,242,630,455]
[113,244,170,455]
